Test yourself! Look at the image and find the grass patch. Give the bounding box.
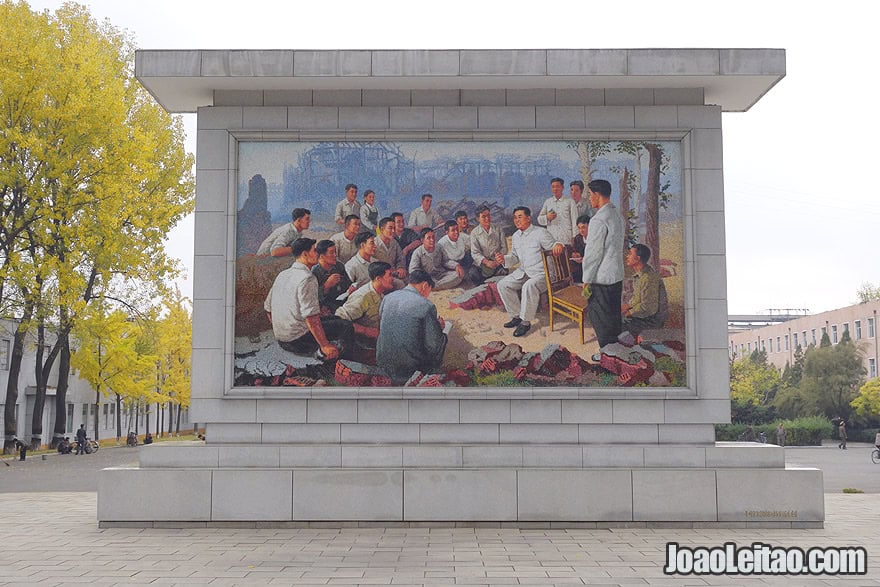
[842,488,864,494]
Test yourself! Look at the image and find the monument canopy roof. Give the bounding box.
[135,48,784,113]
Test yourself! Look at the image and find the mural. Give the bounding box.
[234,141,686,388]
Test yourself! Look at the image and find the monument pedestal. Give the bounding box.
[98,442,823,528]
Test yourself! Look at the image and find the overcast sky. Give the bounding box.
[27,0,880,314]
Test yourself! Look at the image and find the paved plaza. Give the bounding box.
[0,444,878,586]
[0,492,877,586]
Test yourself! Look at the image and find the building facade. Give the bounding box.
[728,301,880,378]
[1,319,191,446]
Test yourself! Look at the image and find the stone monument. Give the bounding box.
[98,49,823,527]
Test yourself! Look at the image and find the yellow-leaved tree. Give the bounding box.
[156,289,192,436]
[851,378,880,419]
[1,1,193,451]
[70,303,157,442]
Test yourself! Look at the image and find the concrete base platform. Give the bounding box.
[98,443,824,526]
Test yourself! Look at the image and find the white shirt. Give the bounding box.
[264,262,320,342]
[470,224,508,266]
[344,254,373,288]
[409,245,444,277]
[330,232,358,264]
[581,202,625,285]
[437,235,467,270]
[537,195,579,244]
[503,224,560,279]
[409,207,443,228]
[256,223,299,255]
[335,198,361,224]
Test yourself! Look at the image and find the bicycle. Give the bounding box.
[71,438,100,454]
[872,447,880,464]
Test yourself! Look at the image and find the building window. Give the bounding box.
[843,323,849,337]
[870,358,877,379]
[66,404,74,434]
[869,318,875,339]
[811,329,817,345]
[103,404,109,428]
[748,342,752,353]
[740,344,745,355]
[832,325,838,344]
[802,331,807,345]
[855,320,862,340]
[793,333,799,349]
[784,335,789,351]
[0,339,9,370]
[768,338,773,353]
[776,336,781,351]
[760,340,765,352]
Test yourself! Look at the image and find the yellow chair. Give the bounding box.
[541,248,589,344]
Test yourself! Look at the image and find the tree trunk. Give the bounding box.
[176,402,182,436]
[577,142,592,183]
[30,323,47,450]
[50,337,71,449]
[144,402,149,436]
[3,309,32,454]
[115,393,122,442]
[644,143,662,266]
[93,388,101,441]
[633,149,643,224]
[618,167,631,255]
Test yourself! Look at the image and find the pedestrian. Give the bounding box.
[838,420,847,450]
[75,424,87,455]
[776,423,786,447]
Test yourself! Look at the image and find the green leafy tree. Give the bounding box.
[729,352,780,406]
[820,331,832,347]
[799,339,866,420]
[856,282,880,303]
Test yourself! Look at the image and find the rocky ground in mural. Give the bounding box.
[234,262,687,388]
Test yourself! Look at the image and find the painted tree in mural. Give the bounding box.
[571,141,610,183]
[0,2,193,451]
[643,143,663,266]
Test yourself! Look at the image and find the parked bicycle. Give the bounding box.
[71,438,100,454]
[872,447,880,464]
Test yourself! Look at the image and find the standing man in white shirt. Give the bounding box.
[409,193,443,229]
[334,183,361,227]
[538,177,578,245]
[581,179,625,356]
[495,206,565,338]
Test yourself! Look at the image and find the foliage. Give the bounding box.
[472,370,531,387]
[851,378,880,418]
[820,331,832,347]
[799,339,865,419]
[730,399,777,424]
[654,356,685,387]
[842,488,864,494]
[716,416,831,446]
[1,1,194,445]
[856,281,880,303]
[729,352,780,406]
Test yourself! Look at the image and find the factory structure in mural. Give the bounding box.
[234,141,686,389]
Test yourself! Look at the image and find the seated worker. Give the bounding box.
[437,219,473,284]
[569,214,591,283]
[392,212,421,268]
[312,240,353,313]
[330,215,361,264]
[409,227,462,291]
[344,231,377,289]
[373,217,407,288]
[265,237,354,360]
[256,208,310,256]
[495,206,564,337]
[335,261,395,342]
[376,270,447,385]
[454,210,471,246]
[468,204,508,285]
[621,244,668,336]
[57,437,72,454]
[409,193,443,229]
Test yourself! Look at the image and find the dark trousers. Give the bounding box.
[279,316,354,356]
[588,281,623,347]
[467,263,507,285]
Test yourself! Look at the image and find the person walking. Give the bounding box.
[838,420,847,450]
[75,424,87,455]
[776,423,786,447]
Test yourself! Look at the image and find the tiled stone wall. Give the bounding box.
[190,90,729,442]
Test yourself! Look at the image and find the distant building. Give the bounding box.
[728,300,880,378]
[0,319,191,446]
